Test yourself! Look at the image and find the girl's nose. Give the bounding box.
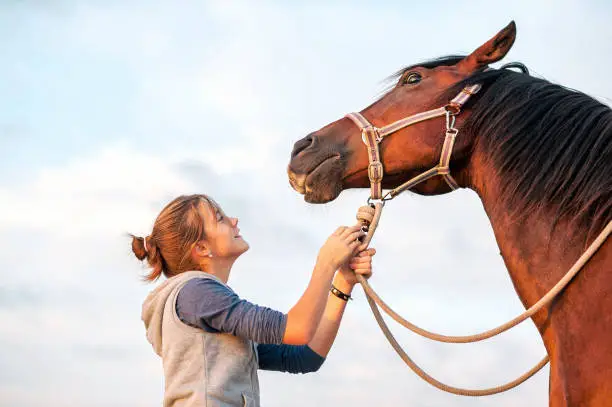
[231,217,239,227]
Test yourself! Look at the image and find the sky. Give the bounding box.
[0,1,611,406]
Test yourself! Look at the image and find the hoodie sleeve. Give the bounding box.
[176,278,287,345]
[256,344,325,374]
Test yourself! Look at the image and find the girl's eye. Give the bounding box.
[401,72,422,85]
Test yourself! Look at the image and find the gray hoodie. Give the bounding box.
[142,270,260,407]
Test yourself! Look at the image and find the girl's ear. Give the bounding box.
[192,241,213,261]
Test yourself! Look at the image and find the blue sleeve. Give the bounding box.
[256,344,325,374]
[176,278,287,345]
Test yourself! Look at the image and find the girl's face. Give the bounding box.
[202,202,249,259]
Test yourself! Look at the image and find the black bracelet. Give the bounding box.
[330,284,352,302]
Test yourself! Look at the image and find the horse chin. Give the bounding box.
[286,155,344,203]
[303,165,344,204]
[304,181,342,203]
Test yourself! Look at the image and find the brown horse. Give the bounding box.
[287,21,612,406]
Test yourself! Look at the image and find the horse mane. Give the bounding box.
[444,60,611,239]
[389,56,611,238]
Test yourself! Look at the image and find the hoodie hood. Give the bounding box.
[141,270,212,356]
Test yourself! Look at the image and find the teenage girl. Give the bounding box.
[132,194,375,406]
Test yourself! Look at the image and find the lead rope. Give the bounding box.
[354,203,612,396]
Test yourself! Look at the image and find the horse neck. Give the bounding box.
[466,144,612,405]
[466,144,610,320]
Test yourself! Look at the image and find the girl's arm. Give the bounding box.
[304,273,354,357]
[307,248,375,357]
[255,273,355,374]
[282,226,363,345]
[256,248,375,374]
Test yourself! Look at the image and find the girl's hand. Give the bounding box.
[338,248,376,286]
[316,225,364,271]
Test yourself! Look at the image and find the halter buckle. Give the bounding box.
[368,161,384,183]
[446,128,459,137]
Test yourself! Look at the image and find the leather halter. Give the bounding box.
[345,84,482,200]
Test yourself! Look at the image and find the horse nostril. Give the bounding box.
[291,135,315,158]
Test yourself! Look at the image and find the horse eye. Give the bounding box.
[402,72,422,85]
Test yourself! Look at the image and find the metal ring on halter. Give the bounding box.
[361,128,382,145]
[367,192,393,206]
[445,104,461,116]
[445,110,457,131]
[367,196,389,206]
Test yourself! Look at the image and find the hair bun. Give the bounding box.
[130,235,148,261]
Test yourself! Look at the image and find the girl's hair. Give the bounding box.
[130,194,218,282]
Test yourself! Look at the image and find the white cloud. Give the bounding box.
[0,143,191,236]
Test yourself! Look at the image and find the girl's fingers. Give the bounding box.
[351,250,376,262]
[340,225,361,238]
[343,226,364,238]
[348,239,361,250]
[345,230,363,245]
[353,268,373,276]
[357,248,376,257]
[350,256,371,264]
[333,226,346,236]
[349,261,372,269]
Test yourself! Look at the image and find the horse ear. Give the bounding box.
[458,21,516,72]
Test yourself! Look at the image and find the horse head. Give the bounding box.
[287,22,516,203]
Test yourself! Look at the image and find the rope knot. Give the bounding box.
[356,205,376,226]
